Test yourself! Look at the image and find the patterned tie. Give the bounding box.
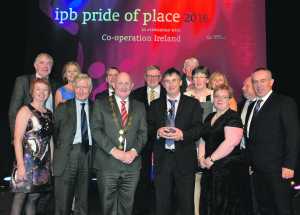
[81,103,89,153]
[121,100,128,128]
[149,89,156,103]
[165,99,176,148]
[252,99,263,118]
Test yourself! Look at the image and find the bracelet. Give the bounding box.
[209,156,215,163]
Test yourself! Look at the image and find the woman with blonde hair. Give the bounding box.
[208,71,237,110]
[55,61,81,107]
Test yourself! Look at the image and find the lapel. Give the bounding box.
[175,94,185,123]
[88,99,93,118]
[111,96,122,127]
[69,99,77,136]
[245,101,255,126]
[143,86,149,107]
[254,92,274,119]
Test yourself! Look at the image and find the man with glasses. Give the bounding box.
[132,65,166,215]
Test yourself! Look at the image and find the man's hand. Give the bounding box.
[123,149,138,164]
[111,148,126,161]
[158,127,183,141]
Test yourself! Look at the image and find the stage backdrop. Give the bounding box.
[38,0,266,99]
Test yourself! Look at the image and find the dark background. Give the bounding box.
[1,0,299,185]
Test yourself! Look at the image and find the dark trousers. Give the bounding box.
[253,170,293,215]
[155,152,195,215]
[97,170,140,215]
[55,145,91,215]
[133,147,155,215]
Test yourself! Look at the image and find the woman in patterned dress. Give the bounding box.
[10,78,53,215]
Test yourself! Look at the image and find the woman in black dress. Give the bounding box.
[199,84,247,215]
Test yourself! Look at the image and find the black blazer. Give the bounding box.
[248,92,300,172]
[95,89,109,100]
[180,74,188,93]
[148,94,203,175]
[131,85,166,111]
[53,99,94,176]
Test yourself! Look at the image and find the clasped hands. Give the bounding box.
[198,156,214,169]
[111,148,138,164]
[158,127,183,141]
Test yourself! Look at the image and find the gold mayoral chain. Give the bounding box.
[108,96,133,150]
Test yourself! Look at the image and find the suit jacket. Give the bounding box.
[180,74,189,93]
[131,85,166,111]
[148,94,203,175]
[53,99,94,176]
[95,89,109,100]
[91,96,148,172]
[238,97,255,126]
[248,92,300,172]
[8,74,59,136]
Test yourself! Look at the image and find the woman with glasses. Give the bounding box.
[199,84,247,215]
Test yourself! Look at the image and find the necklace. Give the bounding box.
[108,96,133,150]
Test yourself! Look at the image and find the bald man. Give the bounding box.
[247,68,300,215]
[92,72,147,215]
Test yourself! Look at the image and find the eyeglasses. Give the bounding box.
[214,95,230,100]
[145,75,161,78]
[193,75,207,79]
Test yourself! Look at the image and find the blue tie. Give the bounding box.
[81,103,89,153]
[165,99,176,148]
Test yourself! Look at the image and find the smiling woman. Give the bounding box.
[10,78,53,215]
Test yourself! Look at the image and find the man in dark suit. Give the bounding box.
[53,74,93,215]
[247,68,300,215]
[92,72,147,215]
[148,68,203,215]
[238,76,257,149]
[8,52,58,215]
[8,52,58,138]
[95,66,120,100]
[131,65,166,215]
[238,76,259,215]
[180,57,199,92]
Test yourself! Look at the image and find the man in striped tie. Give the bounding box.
[92,72,147,215]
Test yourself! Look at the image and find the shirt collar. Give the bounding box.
[166,93,181,102]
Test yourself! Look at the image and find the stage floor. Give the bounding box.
[1,181,300,215]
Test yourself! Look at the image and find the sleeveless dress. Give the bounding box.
[200,109,248,215]
[58,86,75,101]
[11,104,53,193]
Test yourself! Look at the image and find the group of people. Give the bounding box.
[8,53,300,215]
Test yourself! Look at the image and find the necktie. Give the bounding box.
[165,99,176,148]
[149,89,156,103]
[252,99,263,118]
[121,100,128,128]
[81,103,89,153]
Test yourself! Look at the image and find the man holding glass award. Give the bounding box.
[148,68,203,215]
[91,72,147,215]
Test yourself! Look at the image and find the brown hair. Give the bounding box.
[30,78,51,97]
[213,84,233,98]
